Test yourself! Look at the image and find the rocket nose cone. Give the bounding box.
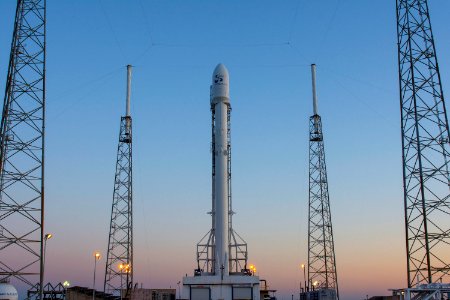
[211,63,230,103]
[212,63,229,85]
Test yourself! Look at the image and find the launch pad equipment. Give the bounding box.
[300,289,337,300]
[396,0,450,287]
[104,65,134,296]
[196,64,248,276]
[181,64,260,300]
[306,65,339,300]
[0,0,46,297]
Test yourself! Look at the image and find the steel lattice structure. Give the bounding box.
[396,0,450,287]
[104,66,133,295]
[307,65,338,299]
[197,104,248,274]
[28,282,66,300]
[0,0,46,293]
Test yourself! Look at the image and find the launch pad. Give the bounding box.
[300,289,337,300]
[182,275,260,300]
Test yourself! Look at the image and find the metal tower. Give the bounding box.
[196,67,248,275]
[307,64,339,299]
[104,65,133,295]
[396,0,450,287]
[0,0,46,294]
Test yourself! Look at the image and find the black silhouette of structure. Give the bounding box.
[28,283,66,300]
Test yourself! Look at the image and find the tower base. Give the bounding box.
[300,289,337,300]
[181,275,260,300]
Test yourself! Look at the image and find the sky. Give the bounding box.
[0,1,450,300]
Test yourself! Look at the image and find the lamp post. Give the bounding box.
[63,280,70,297]
[177,281,181,299]
[40,233,53,300]
[118,263,130,300]
[44,234,53,265]
[119,264,124,300]
[93,252,101,300]
[301,264,306,292]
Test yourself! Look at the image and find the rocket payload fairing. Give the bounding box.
[210,63,230,276]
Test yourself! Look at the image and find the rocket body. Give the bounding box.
[211,64,230,276]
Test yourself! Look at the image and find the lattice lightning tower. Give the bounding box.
[104,65,133,295]
[0,0,46,294]
[396,0,450,287]
[307,64,339,299]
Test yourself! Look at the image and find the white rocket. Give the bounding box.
[210,64,230,277]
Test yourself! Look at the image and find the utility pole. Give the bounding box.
[307,64,339,299]
[396,0,450,287]
[104,65,134,296]
[0,0,46,297]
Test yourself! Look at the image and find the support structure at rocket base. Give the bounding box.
[181,64,260,300]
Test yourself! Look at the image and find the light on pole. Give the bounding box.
[118,263,130,300]
[119,264,124,300]
[249,264,256,276]
[93,252,101,300]
[40,233,53,300]
[312,280,319,291]
[301,264,306,291]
